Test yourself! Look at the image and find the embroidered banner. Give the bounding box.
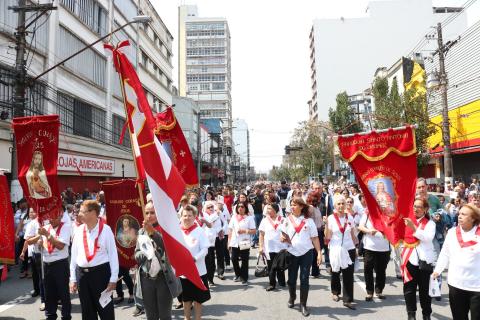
[337,126,418,245]
[102,179,143,268]
[12,115,62,222]
[0,175,15,264]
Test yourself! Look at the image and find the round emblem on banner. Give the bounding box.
[115,214,140,249]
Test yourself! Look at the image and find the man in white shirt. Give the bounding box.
[38,211,72,320]
[70,200,118,320]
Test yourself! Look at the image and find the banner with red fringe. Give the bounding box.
[337,126,418,245]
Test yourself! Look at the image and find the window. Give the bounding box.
[112,114,131,148]
[60,0,107,36]
[212,83,225,90]
[141,51,148,66]
[200,83,210,91]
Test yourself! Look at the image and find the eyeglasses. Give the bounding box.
[207,206,214,209]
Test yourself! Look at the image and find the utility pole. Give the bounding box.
[196,110,201,185]
[8,0,56,202]
[437,22,454,189]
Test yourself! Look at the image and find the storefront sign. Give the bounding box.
[58,153,115,174]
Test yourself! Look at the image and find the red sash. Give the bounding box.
[333,213,348,234]
[236,214,246,223]
[401,217,429,283]
[288,215,306,234]
[195,217,204,227]
[46,222,64,254]
[83,219,104,262]
[181,224,198,235]
[456,226,480,248]
[267,216,282,230]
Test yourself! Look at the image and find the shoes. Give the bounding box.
[343,302,356,310]
[407,312,416,320]
[233,276,241,282]
[287,286,296,308]
[365,294,373,302]
[208,280,215,287]
[113,297,124,305]
[265,285,275,291]
[312,274,320,279]
[127,297,134,304]
[376,293,386,300]
[217,274,225,280]
[39,303,45,311]
[300,288,310,317]
[31,291,40,298]
[332,295,340,302]
[174,302,183,309]
[241,279,248,285]
[132,307,145,317]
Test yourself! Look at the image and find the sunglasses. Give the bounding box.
[207,206,214,209]
[237,205,245,208]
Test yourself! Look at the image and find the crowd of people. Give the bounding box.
[5,177,480,320]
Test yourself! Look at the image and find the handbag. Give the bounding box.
[254,254,269,277]
[415,248,433,272]
[239,239,251,250]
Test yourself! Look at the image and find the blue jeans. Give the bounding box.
[287,250,313,290]
[253,214,263,244]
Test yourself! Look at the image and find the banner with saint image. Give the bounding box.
[337,126,418,245]
[102,179,144,268]
[12,115,62,222]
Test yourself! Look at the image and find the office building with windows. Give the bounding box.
[0,0,173,198]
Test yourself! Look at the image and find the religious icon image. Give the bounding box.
[367,177,396,217]
[26,150,52,199]
[116,215,140,248]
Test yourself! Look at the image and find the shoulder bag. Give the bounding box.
[254,253,269,277]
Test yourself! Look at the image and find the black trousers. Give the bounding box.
[331,249,356,303]
[266,252,285,287]
[364,249,390,295]
[231,247,250,281]
[115,267,134,298]
[449,285,480,320]
[403,262,432,316]
[44,258,71,320]
[288,250,313,291]
[78,263,115,320]
[31,253,45,302]
[206,237,225,281]
[223,237,231,266]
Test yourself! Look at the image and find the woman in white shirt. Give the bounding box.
[227,201,256,284]
[281,197,321,317]
[259,203,286,291]
[325,195,358,310]
[179,205,211,320]
[202,201,227,285]
[403,198,436,320]
[358,208,390,301]
[433,203,480,320]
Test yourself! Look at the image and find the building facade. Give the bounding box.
[0,0,173,200]
[308,0,466,121]
[232,118,250,183]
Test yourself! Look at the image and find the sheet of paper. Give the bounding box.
[99,288,112,308]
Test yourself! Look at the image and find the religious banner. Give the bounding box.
[337,126,418,245]
[0,175,15,264]
[155,107,199,187]
[12,115,62,222]
[102,179,143,268]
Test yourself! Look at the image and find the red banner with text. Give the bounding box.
[0,175,15,264]
[102,179,144,268]
[337,126,418,245]
[12,115,62,222]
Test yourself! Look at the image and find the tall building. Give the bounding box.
[308,0,467,121]
[0,0,173,199]
[178,5,232,139]
[232,118,250,182]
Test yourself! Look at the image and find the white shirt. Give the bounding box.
[181,225,210,276]
[259,215,287,258]
[24,219,40,256]
[69,219,119,283]
[61,211,72,226]
[232,204,254,216]
[409,217,437,266]
[434,226,480,292]
[202,211,226,247]
[281,215,318,257]
[359,213,390,252]
[41,222,71,263]
[327,214,356,251]
[228,215,256,248]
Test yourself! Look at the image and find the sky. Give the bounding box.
[152,0,480,173]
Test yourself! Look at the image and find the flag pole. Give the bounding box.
[114,56,146,218]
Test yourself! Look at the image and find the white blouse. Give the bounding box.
[434,226,480,292]
[359,213,390,252]
[259,215,287,259]
[327,214,356,251]
[202,211,227,247]
[228,215,256,248]
[409,218,437,266]
[281,215,318,257]
[182,225,210,276]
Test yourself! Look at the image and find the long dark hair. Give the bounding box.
[235,201,249,215]
[291,197,311,218]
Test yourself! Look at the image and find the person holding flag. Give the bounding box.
[38,211,72,320]
[69,200,119,320]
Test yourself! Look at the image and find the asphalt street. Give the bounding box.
[0,250,453,320]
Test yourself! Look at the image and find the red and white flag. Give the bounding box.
[106,41,206,290]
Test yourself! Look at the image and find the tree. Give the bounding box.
[328,91,363,134]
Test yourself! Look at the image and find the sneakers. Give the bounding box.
[39,303,45,311]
